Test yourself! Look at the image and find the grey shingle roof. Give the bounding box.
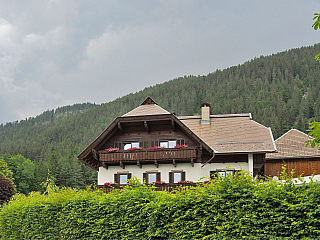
[123,104,170,117]
[266,129,320,159]
[178,114,276,153]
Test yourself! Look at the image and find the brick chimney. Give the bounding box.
[201,103,211,124]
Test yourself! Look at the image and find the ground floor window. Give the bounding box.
[114,172,132,185]
[210,170,236,179]
[143,171,161,184]
[169,171,185,183]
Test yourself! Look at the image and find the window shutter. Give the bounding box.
[181,171,186,181]
[169,172,173,183]
[210,171,217,179]
[156,172,161,181]
[114,173,118,184]
[143,173,147,184]
[128,173,132,179]
[181,139,185,145]
[139,142,144,148]
[114,142,119,149]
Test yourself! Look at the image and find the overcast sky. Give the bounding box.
[0,0,319,124]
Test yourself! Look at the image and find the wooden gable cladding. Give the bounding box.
[141,97,157,105]
[78,112,213,170]
[101,124,196,151]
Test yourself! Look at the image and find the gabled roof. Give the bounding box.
[179,114,276,153]
[266,129,320,159]
[123,104,170,117]
[123,96,170,117]
[78,97,277,170]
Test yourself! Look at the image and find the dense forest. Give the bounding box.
[0,43,320,192]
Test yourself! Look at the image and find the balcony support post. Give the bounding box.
[154,160,158,168]
[191,158,194,167]
[173,159,176,167]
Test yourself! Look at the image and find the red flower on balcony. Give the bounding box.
[175,144,189,149]
[150,146,163,151]
[153,180,166,184]
[105,148,119,152]
[104,181,118,186]
[128,147,143,151]
[178,180,193,184]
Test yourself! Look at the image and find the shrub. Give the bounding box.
[1,171,320,239]
[0,176,15,205]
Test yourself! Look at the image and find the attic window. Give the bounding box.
[160,140,176,148]
[124,142,139,150]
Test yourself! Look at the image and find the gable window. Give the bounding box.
[143,171,161,184]
[114,172,132,185]
[160,140,176,148]
[123,142,139,150]
[169,171,186,183]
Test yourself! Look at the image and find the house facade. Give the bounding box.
[265,129,320,178]
[78,97,276,185]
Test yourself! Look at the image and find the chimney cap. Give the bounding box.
[200,103,211,108]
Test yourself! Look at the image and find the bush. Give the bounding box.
[1,172,320,239]
[0,176,15,205]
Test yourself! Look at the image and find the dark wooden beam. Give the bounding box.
[144,121,149,133]
[120,160,125,169]
[92,149,99,161]
[137,160,142,168]
[173,159,176,167]
[101,162,108,170]
[154,160,159,168]
[171,119,175,131]
[118,122,123,132]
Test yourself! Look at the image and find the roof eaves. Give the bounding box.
[266,155,320,160]
[269,127,277,151]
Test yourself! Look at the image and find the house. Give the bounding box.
[265,129,320,178]
[78,97,276,186]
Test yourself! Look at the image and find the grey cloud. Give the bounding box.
[0,0,319,124]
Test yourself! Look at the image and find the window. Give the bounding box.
[210,170,235,179]
[143,172,161,184]
[169,171,185,183]
[174,172,182,183]
[123,142,139,150]
[114,173,132,185]
[159,140,176,148]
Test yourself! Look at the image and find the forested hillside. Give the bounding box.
[1,43,320,190]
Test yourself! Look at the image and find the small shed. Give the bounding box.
[265,129,320,178]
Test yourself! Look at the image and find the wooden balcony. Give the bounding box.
[97,183,199,194]
[99,148,197,162]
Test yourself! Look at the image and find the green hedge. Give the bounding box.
[1,173,320,239]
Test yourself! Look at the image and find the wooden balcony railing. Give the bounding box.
[97,183,199,194]
[99,148,197,162]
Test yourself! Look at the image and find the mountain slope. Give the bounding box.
[1,43,320,167]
